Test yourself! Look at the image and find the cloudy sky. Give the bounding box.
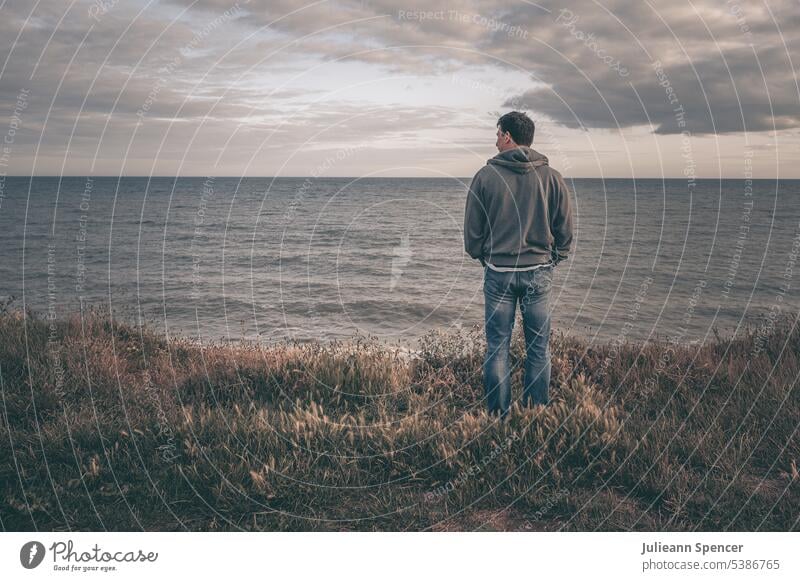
[1,0,798,177]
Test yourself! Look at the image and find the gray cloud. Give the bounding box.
[1,0,798,175]
[105,0,800,134]
[498,1,800,134]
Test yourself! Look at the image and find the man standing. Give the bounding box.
[464,111,574,416]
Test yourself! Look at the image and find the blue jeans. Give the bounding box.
[483,264,554,415]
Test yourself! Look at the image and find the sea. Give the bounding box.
[2,176,799,350]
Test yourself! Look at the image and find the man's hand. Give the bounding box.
[551,248,566,267]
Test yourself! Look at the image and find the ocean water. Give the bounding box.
[2,176,799,349]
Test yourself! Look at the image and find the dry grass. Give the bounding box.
[1,304,798,531]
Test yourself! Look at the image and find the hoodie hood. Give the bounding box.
[487,145,549,174]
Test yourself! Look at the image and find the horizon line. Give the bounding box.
[5,175,799,180]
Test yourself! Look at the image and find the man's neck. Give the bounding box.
[498,144,518,153]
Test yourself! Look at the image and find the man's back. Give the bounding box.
[466,111,574,415]
[464,145,574,269]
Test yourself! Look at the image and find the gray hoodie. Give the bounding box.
[464,145,574,268]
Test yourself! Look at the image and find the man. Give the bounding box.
[463,111,574,417]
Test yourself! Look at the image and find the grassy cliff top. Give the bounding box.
[1,307,798,531]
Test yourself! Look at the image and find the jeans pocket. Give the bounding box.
[484,267,511,296]
[536,267,553,291]
[521,267,552,300]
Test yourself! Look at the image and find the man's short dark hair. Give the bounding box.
[497,111,535,146]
